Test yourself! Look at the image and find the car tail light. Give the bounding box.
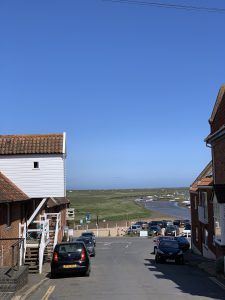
[81,248,86,261]
[53,252,58,262]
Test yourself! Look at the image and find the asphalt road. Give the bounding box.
[30,237,225,300]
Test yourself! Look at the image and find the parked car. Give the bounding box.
[180,219,190,227]
[155,239,184,264]
[51,241,91,278]
[174,236,190,252]
[149,225,162,236]
[81,231,96,246]
[164,225,179,236]
[153,236,175,254]
[76,237,96,257]
[173,220,181,227]
[182,224,191,237]
[150,220,164,228]
[134,221,148,229]
[162,220,173,228]
[127,224,142,234]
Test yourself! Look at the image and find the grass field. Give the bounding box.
[67,188,188,225]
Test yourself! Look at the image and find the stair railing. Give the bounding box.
[38,218,50,274]
[44,213,61,250]
[19,222,27,264]
[53,213,61,249]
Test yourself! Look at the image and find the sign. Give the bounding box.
[140,230,148,237]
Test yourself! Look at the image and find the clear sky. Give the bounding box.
[0,0,225,189]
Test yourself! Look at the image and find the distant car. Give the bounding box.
[174,236,190,252]
[164,225,179,236]
[51,241,91,278]
[155,240,184,264]
[149,225,162,236]
[81,232,96,246]
[180,219,190,227]
[134,221,148,229]
[182,224,191,237]
[150,220,164,228]
[173,220,181,227]
[127,224,142,234]
[162,220,173,228]
[76,237,96,257]
[153,236,175,254]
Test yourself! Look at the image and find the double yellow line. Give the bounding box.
[41,285,55,300]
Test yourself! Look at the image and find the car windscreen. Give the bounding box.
[58,243,83,253]
[82,233,93,237]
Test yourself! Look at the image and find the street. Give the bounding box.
[29,237,225,300]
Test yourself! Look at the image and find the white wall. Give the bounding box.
[0,154,66,198]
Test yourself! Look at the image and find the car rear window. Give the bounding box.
[160,241,179,248]
[58,243,83,253]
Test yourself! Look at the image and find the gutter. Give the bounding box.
[205,125,225,145]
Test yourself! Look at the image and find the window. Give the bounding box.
[200,192,208,220]
[214,199,221,242]
[33,162,39,169]
[195,227,198,242]
[204,229,208,247]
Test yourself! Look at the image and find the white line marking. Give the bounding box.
[209,277,225,290]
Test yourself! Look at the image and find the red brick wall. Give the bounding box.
[211,93,225,133]
[190,192,202,253]
[213,138,225,184]
[0,202,22,266]
[190,189,216,256]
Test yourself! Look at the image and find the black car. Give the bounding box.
[173,220,181,227]
[164,225,179,236]
[81,232,96,246]
[149,225,162,236]
[149,220,164,228]
[77,237,96,257]
[51,241,91,278]
[153,236,175,254]
[155,240,184,264]
[174,236,190,252]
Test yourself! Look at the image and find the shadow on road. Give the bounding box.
[144,258,224,300]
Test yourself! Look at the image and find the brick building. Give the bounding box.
[0,133,70,273]
[190,85,225,259]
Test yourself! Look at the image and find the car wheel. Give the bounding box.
[84,269,90,277]
[155,256,160,263]
[51,271,57,279]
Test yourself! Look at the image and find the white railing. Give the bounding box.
[19,222,27,264]
[19,211,61,273]
[44,213,61,249]
[38,219,50,273]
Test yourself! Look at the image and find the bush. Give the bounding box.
[215,256,224,274]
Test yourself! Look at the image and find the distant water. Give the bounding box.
[144,200,190,220]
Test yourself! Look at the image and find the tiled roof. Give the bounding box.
[190,162,213,192]
[0,172,29,202]
[0,134,64,155]
[47,197,70,208]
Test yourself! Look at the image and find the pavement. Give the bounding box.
[7,247,225,300]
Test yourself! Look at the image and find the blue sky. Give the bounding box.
[0,0,225,189]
